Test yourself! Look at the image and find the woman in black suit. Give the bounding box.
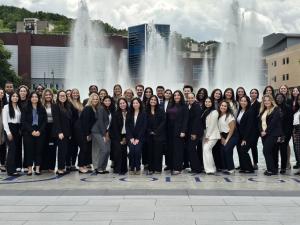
[166,90,189,175]
[249,88,260,170]
[126,97,147,175]
[187,93,203,173]
[21,92,47,175]
[142,87,153,171]
[259,94,283,176]
[274,93,293,174]
[41,88,57,172]
[52,90,73,175]
[75,93,99,174]
[146,95,166,175]
[110,97,129,175]
[236,96,255,173]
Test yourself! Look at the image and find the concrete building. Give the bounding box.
[266,43,300,89]
[263,33,300,89]
[0,32,127,89]
[16,18,54,34]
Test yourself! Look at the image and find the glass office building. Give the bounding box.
[128,24,170,78]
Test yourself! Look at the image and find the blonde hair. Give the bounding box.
[70,88,84,112]
[41,88,54,106]
[86,93,100,109]
[259,94,277,115]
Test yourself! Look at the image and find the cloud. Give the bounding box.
[1,0,299,41]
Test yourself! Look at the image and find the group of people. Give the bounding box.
[0,81,300,177]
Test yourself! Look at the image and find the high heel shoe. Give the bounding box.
[35,171,41,176]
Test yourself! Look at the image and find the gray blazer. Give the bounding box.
[91,106,110,136]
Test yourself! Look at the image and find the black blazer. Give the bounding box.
[126,111,147,141]
[21,105,47,135]
[250,100,261,135]
[187,102,203,137]
[279,104,293,138]
[110,110,126,142]
[237,108,256,144]
[146,108,166,142]
[166,104,189,136]
[259,107,283,137]
[52,103,73,138]
[77,106,96,137]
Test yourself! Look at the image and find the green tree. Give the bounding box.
[0,40,21,87]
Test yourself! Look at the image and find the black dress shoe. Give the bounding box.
[280,170,286,174]
[35,171,41,176]
[8,172,20,176]
[293,165,300,169]
[164,166,170,171]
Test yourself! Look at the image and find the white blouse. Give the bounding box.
[2,104,21,135]
[294,110,300,126]
[218,114,235,133]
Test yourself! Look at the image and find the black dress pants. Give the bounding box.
[188,138,203,172]
[41,123,57,170]
[23,132,45,167]
[0,143,6,165]
[147,136,163,172]
[273,139,288,171]
[237,141,254,171]
[57,137,69,170]
[113,135,128,174]
[5,123,21,174]
[167,135,184,171]
[262,136,278,173]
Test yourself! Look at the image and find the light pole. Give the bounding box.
[43,72,46,87]
[51,69,54,89]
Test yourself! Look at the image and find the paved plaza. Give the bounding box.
[0,145,300,225]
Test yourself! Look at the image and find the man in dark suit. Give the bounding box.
[156,85,165,111]
[186,93,204,173]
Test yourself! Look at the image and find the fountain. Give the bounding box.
[142,23,182,90]
[214,0,263,92]
[199,46,210,90]
[65,0,118,97]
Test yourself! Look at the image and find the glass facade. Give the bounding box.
[128,24,170,78]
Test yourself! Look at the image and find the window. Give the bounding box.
[283,58,285,64]
[274,61,277,67]
[192,64,202,80]
[287,57,289,64]
[273,76,276,82]
[283,74,285,81]
[286,74,289,80]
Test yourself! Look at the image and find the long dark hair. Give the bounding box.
[116,97,128,112]
[130,97,143,113]
[8,92,20,119]
[171,90,185,106]
[238,95,251,114]
[250,88,260,101]
[235,86,246,101]
[263,85,275,98]
[56,90,71,112]
[210,88,223,103]
[143,87,153,106]
[295,94,300,112]
[102,95,115,112]
[201,97,214,124]
[0,88,5,114]
[28,91,43,111]
[146,95,159,114]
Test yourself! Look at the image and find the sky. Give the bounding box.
[1,0,299,42]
